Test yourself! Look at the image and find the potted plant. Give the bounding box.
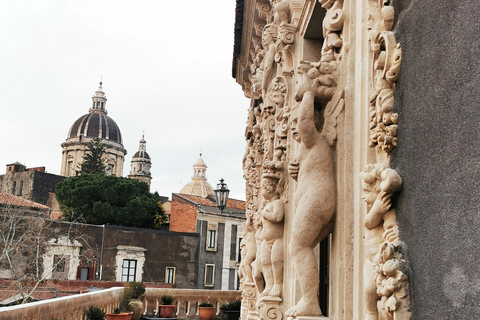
[105,307,133,320]
[84,306,106,320]
[199,302,216,320]
[159,294,175,318]
[124,281,146,320]
[220,300,241,320]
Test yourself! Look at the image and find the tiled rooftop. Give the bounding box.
[175,193,246,210]
[0,193,50,210]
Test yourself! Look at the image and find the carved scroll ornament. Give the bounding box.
[368,0,402,154]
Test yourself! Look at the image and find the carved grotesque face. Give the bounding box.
[272,92,285,108]
[262,29,274,47]
[290,109,300,142]
[263,103,275,117]
[361,178,378,206]
[262,178,278,199]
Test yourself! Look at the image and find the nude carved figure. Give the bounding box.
[258,168,284,297]
[286,62,336,317]
[360,164,402,320]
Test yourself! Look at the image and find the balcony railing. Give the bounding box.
[0,287,241,320]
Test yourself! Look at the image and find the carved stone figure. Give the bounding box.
[261,24,279,99]
[239,215,257,283]
[252,212,266,295]
[286,63,336,318]
[361,164,409,320]
[258,162,285,298]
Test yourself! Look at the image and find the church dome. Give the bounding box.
[180,180,215,198]
[60,81,127,178]
[67,113,123,144]
[180,154,215,198]
[66,82,122,144]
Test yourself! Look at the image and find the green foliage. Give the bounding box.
[125,281,146,299]
[199,302,213,307]
[220,300,241,311]
[161,295,174,305]
[77,138,107,175]
[83,306,105,320]
[114,307,121,314]
[56,174,167,228]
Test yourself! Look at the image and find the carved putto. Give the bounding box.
[361,164,410,320]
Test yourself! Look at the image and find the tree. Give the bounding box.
[0,204,91,304]
[55,174,167,229]
[77,138,107,175]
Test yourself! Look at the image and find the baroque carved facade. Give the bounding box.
[233,1,410,319]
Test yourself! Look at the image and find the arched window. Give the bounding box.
[18,181,23,196]
[11,181,16,194]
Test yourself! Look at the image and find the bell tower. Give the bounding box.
[128,134,152,189]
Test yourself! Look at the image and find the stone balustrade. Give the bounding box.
[0,287,241,320]
[143,288,241,318]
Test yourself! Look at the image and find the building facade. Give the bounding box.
[60,82,126,177]
[171,155,246,290]
[0,163,65,205]
[169,193,245,291]
[232,1,479,320]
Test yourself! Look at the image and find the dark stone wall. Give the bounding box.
[53,223,199,288]
[33,172,66,204]
[391,1,480,319]
[0,171,65,205]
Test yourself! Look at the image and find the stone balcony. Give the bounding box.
[0,287,241,320]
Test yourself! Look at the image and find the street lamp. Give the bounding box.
[214,178,230,214]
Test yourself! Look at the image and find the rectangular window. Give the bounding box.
[165,267,175,284]
[53,255,66,273]
[208,230,216,248]
[204,264,215,287]
[122,259,137,282]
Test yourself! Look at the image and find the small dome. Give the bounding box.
[180,180,215,198]
[133,150,150,159]
[179,154,214,198]
[67,112,123,144]
[195,157,206,166]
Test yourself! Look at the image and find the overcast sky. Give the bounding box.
[0,1,249,200]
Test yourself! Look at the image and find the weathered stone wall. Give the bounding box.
[50,222,199,288]
[0,171,65,205]
[391,1,480,319]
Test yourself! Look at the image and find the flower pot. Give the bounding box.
[105,312,133,320]
[160,304,175,318]
[222,310,240,320]
[128,298,144,320]
[199,307,216,320]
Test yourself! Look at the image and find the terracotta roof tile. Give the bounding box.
[175,193,246,210]
[0,193,50,210]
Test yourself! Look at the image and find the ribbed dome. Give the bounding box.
[67,112,123,144]
[180,180,215,198]
[133,150,150,159]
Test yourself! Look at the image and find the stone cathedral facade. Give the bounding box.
[233,1,479,320]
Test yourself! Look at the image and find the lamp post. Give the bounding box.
[214,178,230,214]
